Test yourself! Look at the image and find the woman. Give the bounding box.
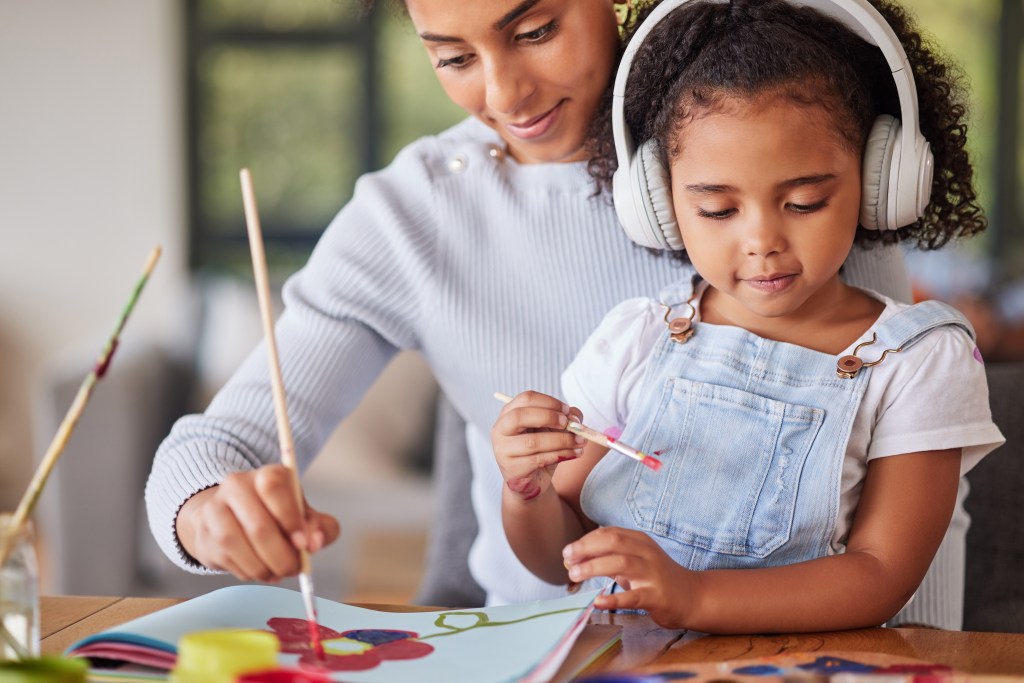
[146,0,957,627]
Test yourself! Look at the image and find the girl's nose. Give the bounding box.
[743,215,787,257]
[483,56,533,116]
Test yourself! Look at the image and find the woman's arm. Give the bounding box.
[563,448,961,633]
[146,139,442,576]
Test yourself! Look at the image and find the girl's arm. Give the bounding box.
[563,447,961,633]
[492,391,608,584]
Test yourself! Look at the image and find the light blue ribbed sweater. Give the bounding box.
[146,117,959,626]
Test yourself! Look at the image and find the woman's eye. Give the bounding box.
[786,199,829,214]
[436,53,473,70]
[515,20,557,43]
[696,207,735,220]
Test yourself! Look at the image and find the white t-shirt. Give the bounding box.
[562,289,1005,553]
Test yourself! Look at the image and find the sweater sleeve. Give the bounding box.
[145,138,443,573]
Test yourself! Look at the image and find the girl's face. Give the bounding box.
[669,95,863,330]
[405,0,619,165]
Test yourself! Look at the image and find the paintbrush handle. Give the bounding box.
[241,168,323,656]
[2,247,160,567]
[564,421,641,463]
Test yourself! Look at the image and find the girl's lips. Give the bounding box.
[505,101,564,140]
[743,273,798,293]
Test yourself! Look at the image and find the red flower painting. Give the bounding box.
[265,618,434,672]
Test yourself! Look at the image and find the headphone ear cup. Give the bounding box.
[860,114,899,231]
[636,139,684,250]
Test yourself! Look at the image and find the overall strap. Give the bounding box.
[657,272,703,307]
[873,300,975,351]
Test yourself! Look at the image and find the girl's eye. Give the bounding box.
[435,53,474,70]
[515,20,557,43]
[786,199,829,214]
[697,207,736,220]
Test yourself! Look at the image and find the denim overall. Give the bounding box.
[580,279,973,571]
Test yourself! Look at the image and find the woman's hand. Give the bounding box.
[491,390,585,502]
[562,526,695,628]
[174,464,341,582]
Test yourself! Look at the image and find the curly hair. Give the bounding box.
[585,0,985,252]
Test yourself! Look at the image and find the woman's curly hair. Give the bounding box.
[585,0,985,251]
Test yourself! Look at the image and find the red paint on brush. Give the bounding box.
[642,456,663,471]
[308,620,325,660]
[94,340,120,378]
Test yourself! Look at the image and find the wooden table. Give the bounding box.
[41,596,1024,679]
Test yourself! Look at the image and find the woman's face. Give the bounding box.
[405,0,619,165]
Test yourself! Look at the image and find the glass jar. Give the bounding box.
[0,513,40,661]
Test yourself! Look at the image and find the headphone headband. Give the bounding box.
[612,0,934,248]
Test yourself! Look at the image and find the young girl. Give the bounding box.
[493,0,1004,633]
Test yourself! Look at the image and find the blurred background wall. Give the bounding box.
[0,0,188,507]
[0,0,1020,603]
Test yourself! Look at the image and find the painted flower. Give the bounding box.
[265,618,434,672]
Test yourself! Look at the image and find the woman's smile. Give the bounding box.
[504,100,566,140]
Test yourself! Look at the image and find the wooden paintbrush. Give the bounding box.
[0,246,160,658]
[239,168,324,660]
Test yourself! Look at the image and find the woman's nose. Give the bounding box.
[482,56,533,116]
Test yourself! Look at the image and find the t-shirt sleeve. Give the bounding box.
[561,297,664,436]
[868,325,1005,474]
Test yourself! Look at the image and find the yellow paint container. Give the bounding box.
[170,629,279,683]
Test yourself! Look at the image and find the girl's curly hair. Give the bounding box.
[585,0,985,251]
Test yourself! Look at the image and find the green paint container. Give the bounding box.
[0,656,88,683]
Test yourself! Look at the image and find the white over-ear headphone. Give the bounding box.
[611,0,935,250]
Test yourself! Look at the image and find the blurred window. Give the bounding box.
[186,1,1021,279]
[186,0,463,275]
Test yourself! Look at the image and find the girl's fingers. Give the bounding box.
[496,429,584,459]
[563,528,654,582]
[494,391,572,434]
[566,553,636,584]
[495,406,569,438]
[502,390,570,413]
[564,527,644,563]
[595,587,648,612]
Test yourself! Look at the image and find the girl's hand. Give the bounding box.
[175,464,341,582]
[562,526,695,628]
[491,390,585,501]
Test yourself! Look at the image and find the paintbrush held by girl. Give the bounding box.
[492,0,1004,634]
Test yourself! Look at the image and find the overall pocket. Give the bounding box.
[627,376,824,558]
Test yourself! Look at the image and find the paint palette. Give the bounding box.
[606,651,963,683]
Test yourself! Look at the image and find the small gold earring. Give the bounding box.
[613,0,634,39]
